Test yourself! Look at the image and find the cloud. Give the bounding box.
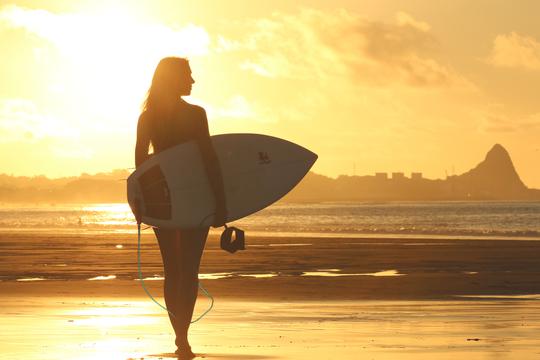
[520,113,540,130]
[0,98,78,142]
[481,114,517,133]
[221,8,469,88]
[478,106,540,133]
[395,11,430,32]
[211,95,256,119]
[191,95,280,127]
[0,4,214,133]
[0,98,94,159]
[52,144,94,159]
[0,4,210,58]
[0,4,211,117]
[487,32,540,70]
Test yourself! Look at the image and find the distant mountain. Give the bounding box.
[453,144,528,198]
[282,144,540,202]
[0,144,538,203]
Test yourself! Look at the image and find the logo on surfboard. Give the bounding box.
[258,151,271,165]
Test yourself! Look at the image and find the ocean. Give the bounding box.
[0,201,539,239]
[1,201,539,282]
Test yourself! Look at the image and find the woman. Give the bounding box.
[135,57,227,358]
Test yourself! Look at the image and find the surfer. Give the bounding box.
[135,57,227,359]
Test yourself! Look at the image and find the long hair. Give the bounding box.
[142,57,190,122]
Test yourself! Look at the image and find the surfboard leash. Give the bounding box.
[137,222,176,318]
[137,222,214,323]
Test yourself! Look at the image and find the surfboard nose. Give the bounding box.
[305,149,318,167]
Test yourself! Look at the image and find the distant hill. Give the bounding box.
[0,144,538,203]
[0,169,129,203]
[453,144,528,198]
[281,144,540,202]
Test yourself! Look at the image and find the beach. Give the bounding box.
[1,231,540,359]
[2,296,540,360]
[2,0,540,357]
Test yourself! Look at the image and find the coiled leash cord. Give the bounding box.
[135,200,245,323]
[137,222,214,323]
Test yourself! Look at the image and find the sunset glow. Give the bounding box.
[1,1,539,187]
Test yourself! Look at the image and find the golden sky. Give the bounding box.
[1,0,540,187]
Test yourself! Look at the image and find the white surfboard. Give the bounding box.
[127,133,317,228]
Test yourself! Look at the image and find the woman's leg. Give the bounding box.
[154,227,209,352]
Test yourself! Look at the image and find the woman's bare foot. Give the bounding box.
[175,345,196,359]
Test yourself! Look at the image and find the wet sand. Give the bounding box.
[1,296,540,359]
[1,232,540,358]
[2,232,540,299]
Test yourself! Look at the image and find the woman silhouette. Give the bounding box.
[135,57,227,358]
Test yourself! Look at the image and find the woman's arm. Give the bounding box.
[196,108,228,227]
[135,113,151,168]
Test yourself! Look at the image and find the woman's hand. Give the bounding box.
[212,204,228,228]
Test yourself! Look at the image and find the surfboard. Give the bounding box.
[127,133,317,228]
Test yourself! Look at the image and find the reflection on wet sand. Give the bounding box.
[88,275,117,281]
[16,277,46,282]
[456,294,540,300]
[135,275,164,281]
[199,272,235,280]
[237,273,277,278]
[1,297,540,359]
[301,269,406,277]
[200,272,279,280]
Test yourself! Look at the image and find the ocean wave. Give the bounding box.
[0,201,538,239]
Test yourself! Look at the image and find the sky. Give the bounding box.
[1,0,540,187]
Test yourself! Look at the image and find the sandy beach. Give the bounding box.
[1,232,540,359]
[2,295,540,360]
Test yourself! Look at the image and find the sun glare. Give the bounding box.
[2,4,211,133]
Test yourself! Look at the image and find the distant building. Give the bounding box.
[375,172,388,180]
[392,172,405,180]
[411,172,422,180]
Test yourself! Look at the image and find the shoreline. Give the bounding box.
[0,227,540,241]
[2,232,540,301]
